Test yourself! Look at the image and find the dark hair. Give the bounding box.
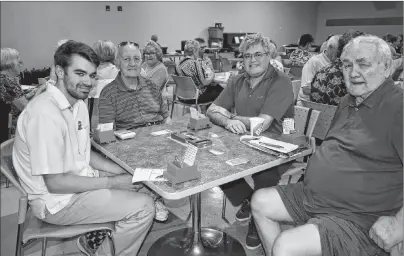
[298,34,314,47]
[383,34,398,43]
[194,38,206,44]
[54,40,100,69]
[337,29,364,58]
[325,34,334,42]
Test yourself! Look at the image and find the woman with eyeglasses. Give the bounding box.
[141,40,168,90]
[0,48,44,143]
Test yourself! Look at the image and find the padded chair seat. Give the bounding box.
[23,208,115,244]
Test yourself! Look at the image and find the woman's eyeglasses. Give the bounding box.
[242,52,269,61]
[118,41,140,48]
[144,52,157,56]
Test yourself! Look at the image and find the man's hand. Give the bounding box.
[107,174,138,190]
[225,120,247,134]
[369,216,403,252]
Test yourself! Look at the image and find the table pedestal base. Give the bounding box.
[147,227,245,256]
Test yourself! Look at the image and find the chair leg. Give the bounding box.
[16,224,23,256]
[41,238,47,256]
[221,193,231,225]
[170,101,176,118]
[107,231,116,256]
[6,177,10,188]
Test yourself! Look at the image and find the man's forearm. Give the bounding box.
[206,110,230,127]
[44,173,110,194]
[90,150,126,175]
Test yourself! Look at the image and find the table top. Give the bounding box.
[92,118,313,200]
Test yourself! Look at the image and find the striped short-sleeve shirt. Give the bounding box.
[98,72,169,130]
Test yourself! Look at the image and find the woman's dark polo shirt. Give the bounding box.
[304,78,403,230]
[213,65,294,134]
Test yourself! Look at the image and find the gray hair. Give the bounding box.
[92,40,117,63]
[239,33,272,55]
[0,48,20,71]
[326,35,340,50]
[184,40,200,56]
[342,35,393,73]
[143,40,163,62]
[268,42,277,59]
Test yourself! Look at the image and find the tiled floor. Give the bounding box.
[1,100,267,256]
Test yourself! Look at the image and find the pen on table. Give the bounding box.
[258,142,284,149]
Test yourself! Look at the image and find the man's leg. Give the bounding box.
[43,189,155,256]
[251,183,310,254]
[272,224,321,256]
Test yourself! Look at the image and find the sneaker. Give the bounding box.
[77,235,98,256]
[245,219,261,250]
[155,199,169,222]
[235,198,251,222]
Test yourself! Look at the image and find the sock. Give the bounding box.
[84,230,108,250]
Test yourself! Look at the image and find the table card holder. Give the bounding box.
[188,107,212,131]
[93,123,116,144]
[164,145,201,185]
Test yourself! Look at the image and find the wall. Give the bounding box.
[316,1,403,42]
[1,1,318,69]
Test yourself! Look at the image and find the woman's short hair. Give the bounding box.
[337,29,364,58]
[184,40,200,56]
[298,34,315,47]
[55,40,100,69]
[342,35,392,73]
[239,33,272,55]
[143,40,163,62]
[92,40,117,63]
[1,48,20,71]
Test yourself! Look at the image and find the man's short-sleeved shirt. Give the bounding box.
[213,65,294,134]
[303,78,403,230]
[310,59,347,106]
[13,85,96,219]
[98,72,169,130]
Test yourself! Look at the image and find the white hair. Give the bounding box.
[1,48,20,71]
[342,35,393,73]
[326,35,341,50]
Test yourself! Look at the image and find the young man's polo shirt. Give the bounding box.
[13,85,97,219]
[213,65,294,134]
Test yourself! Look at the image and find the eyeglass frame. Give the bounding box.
[242,52,270,61]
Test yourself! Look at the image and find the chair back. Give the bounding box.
[163,60,176,75]
[171,75,198,100]
[294,106,320,138]
[300,100,337,140]
[292,80,301,104]
[221,58,232,72]
[290,66,303,77]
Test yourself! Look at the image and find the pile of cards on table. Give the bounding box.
[114,130,136,140]
[132,168,167,183]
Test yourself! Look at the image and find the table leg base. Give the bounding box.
[147,227,246,256]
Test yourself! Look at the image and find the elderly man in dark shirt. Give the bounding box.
[252,35,403,256]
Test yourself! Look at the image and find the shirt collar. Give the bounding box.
[47,84,78,110]
[116,72,148,92]
[320,52,331,64]
[341,78,394,109]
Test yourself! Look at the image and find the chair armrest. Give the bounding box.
[18,196,28,225]
[309,137,316,153]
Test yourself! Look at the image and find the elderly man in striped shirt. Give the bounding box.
[99,41,170,131]
[98,41,171,222]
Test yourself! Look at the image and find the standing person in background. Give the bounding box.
[289,34,315,66]
[89,40,120,130]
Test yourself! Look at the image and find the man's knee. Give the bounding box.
[251,187,277,216]
[117,190,155,221]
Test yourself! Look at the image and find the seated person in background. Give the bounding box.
[141,40,168,90]
[252,35,403,256]
[99,41,170,130]
[384,34,401,58]
[296,35,340,105]
[175,40,223,104]
[289,34,315,66]
[206,33,294,250]
[13,40,155,256]
[194,37,214,71]
[98,41,170,221]
[269,42,285,73]
[310,29,364,106]
[0,48,45,143]
[269,40,283,63]
[89,40,120,129]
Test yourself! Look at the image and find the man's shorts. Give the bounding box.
[276,183,389,256]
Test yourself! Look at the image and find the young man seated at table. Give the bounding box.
[206,33,294,250]
[252,35,403,256]
[12,40,155,256]
[98,41,170,222]
[175,40,223,105]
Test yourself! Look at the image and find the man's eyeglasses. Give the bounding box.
[243,52,269,61]
[118,41,140,48]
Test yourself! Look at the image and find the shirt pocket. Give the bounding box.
[77,126,88,156]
